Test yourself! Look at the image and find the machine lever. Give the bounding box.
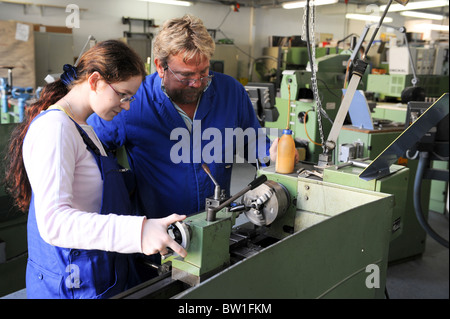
[202,163,221,200]
[206,175,268,222]
[247,174,268,190]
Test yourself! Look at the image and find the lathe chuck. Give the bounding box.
[242,180,290,226]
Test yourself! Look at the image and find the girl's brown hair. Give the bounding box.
[3,39,146,212]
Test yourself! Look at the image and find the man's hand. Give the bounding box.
[269,138,300,164]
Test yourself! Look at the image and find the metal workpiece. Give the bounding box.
[334,158,370,170]
[316,152,334,169]
[242,180,290,226]
[297,167,324,179]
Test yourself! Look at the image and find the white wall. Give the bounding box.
[0,0,446,82]
[0,0,252,59]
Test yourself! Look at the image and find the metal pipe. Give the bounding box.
[363,0,394,59]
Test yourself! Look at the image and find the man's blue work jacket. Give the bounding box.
[88,71,271,218]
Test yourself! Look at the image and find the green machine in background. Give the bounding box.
[367,74,449,102]
[323,96,449,262]
[370,103,408,123]
[261,54,442,264]
[331,126,432,263]
[335,125,404,165]
[265,54,354,163]
[0,74,34,297]
[267,57,447,264]
[0,94,30,124]
[324,161,430,263]
[368,101,448,215]
[327,94,449,262]
[0,123,28,298]
[1,76,34,124]
[255,46,344,84]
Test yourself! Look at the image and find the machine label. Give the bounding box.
[392,217,401,233]
[326,102,336,110]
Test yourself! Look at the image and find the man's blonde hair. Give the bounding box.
[153,14,215,65]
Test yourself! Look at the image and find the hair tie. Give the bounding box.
[60,64,78,86]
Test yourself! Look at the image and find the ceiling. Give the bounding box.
[193,0,449,16]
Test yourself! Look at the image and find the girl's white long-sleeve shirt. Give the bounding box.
[23,109,145,253]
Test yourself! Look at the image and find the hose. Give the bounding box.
[414,151,449,248]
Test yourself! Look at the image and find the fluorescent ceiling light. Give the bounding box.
[138,0,193,6]
[345,13,394,23]
[417,23,450,31]
[282,0,338,9]
[381,0,449,12]
[400,10,446,19]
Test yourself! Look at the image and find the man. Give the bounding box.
[88,15,279,219]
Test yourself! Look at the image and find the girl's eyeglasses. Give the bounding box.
[107,83,136,103]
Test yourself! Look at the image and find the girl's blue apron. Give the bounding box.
[26,109,140,299]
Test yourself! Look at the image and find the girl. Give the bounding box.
[4,40,186,299]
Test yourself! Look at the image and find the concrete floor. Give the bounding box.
[385,210,449,299]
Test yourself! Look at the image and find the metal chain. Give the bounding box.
[301,4,307,41]
[303,0,326,151]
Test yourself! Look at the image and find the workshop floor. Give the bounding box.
[230,162,449,299]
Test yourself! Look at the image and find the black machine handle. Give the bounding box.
[247,175,268,190]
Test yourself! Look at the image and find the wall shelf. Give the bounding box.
[0,1,87,15]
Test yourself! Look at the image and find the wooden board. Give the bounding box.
[0,20,36,88]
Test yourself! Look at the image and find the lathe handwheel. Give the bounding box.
[168,221,191,250]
